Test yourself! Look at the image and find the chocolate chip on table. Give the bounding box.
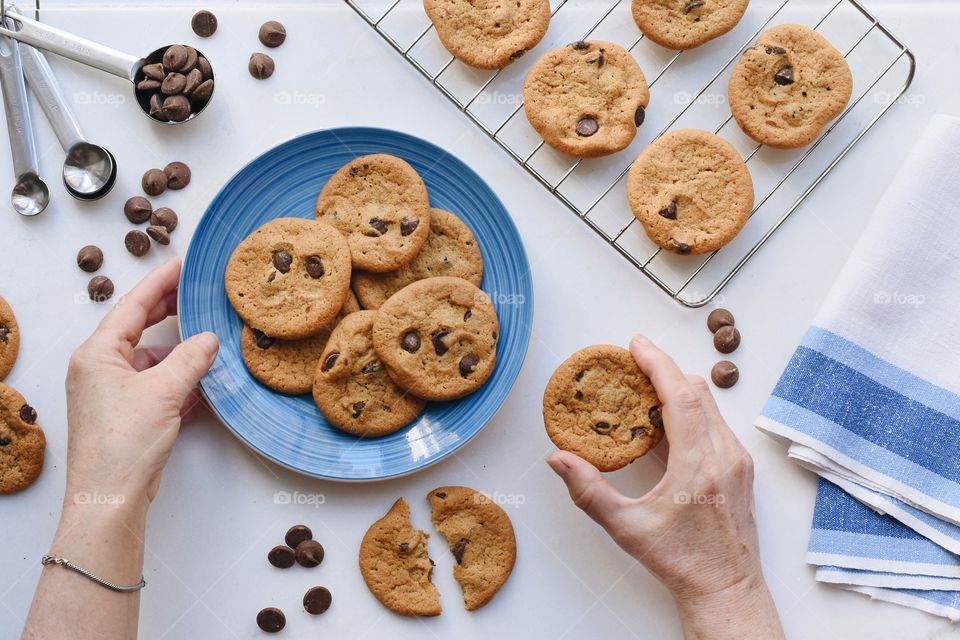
[151,207,178,233]
[259,21,287,48]
[191,10,218,37]
[305,256,324,279]
[634,105,645,127]
[367,218,387,236]
[272,250,293,273]
[124,196,153,224]
[161,72,187,96]
[164,161,191,190]
[684,0,705,12]
[707,308,735,333]
[400,330,421,353]
[285,524,313,549]
[774,64,794,86]
[125,230,151,257]
[713,325,741,354]
[648,405,664,430]
[303,586,332,615]
[77,245,103,273]
[162,95,192,122]
[399,217,419,237]
[267,545,295,569]
[711,360,739,388]
[19,404,37,424]
[256,607,285,633]
[87,276,114,302]
[252,329,273,350]
[658,200,677,220]
[147,225,171,246]
[576,116,598,137]
[459,354,479,377]
[351,400,366,418]
[249,53,275,80]
[431,329,451,356]
[295,540,325,568]
[321,352,339,372]
[452,538,468,564]
[141,169,167,196]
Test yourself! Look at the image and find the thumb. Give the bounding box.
[151,332,219,401]
[547,450,630,529]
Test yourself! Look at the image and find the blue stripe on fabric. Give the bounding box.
[852,481,960,544]
[802,327,960,423]
[813,479,917,539]
[808,529,960,566]
[896,588,960,608]
[772,346,960,484]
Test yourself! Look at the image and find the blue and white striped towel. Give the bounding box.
[755,114,960,619]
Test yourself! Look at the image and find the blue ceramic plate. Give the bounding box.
[179,128,533,481]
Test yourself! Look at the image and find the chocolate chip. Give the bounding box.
[459,354,479,377]
[631,427,648,439]
[249,52,275,80]
[124,196,152,224]
[765,45,787,55]
[435,491,447,499]
[572,40,589,50]
[399,542,410,553]
[0,437,9,446]
[147,225,170,246]
[77,245,103,273]
[368,218,387,236]
[141,169,167,196]
[162,95,192,122]
[162,45,190,72]
[305,256,324,279]
[0,326,7,343]
[272,250,292,273]
[183,68,203,96]
[635,105,645,127]
[706,308,735,333]
[509,49,526,60]
[136,78,160,92]
[163,161,191,190]
[267,545,295,569]
[142,63,164,81]
[351,401,366,418]
[259,20,287,48]
[714,326,741,354]
[191,80,214,105]
[711,360,739,388]
[303,586,332,615]
[19,404,36,424]
[125,230,151,257]
[149,94,166,119]
[774,64,794,85]
[673,241,692,254]
[659,200,678,220]
[463,309,472,321]
[151,207,178,232]
[161,72,187,96]
[574,390,583,400]
[649,405,664,430]
[576,116,599,137]
[197,56,213,81]
[400,330,421,353]
[256,607,285,633]
[361,361,381,374]
[684,0,705,12]
[182,47,199,72]
[400,217,419,236]
[321,352,339,372]
[295,540,325,568]
[253,329,273,350]
[593,421,612,434]
[191,10,218,37]
[285,524,313,549]
[452,538,468,564]
[88,276,114,302]
[267,272,276,283]
[431,329,451,356]
[586,53,605,67]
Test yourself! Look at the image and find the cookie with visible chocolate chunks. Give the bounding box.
[543,345,664,472]
[428,486,516,611]
[0,296,19,381]
[313,311,425,437]
[316,155,431,273]
[631,0,749,50]
[0,383,45,494]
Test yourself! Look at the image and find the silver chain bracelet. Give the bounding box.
[41,555,146,593]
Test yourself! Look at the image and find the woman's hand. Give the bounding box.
[547,335,784,640]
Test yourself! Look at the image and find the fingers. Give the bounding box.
[547,450,631,529]
[95,259,182,351]
[685,374,749,458]
[132,345,176,372]
[146,332,219,402]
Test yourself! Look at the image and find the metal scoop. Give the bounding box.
[0,31,47,216]
[20,44,116,199]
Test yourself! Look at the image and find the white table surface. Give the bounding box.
[0,1,956,638]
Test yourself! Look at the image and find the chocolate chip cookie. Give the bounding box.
[225,218,352,340]
[424,0,551,69]
[627,128,754,255]
[631,0,749,50]
[313,311,426,437]
[353,209,484,310]
[0,383,45,494]
[372,277,499,401]
[728,24,853,149]
[316,155,431,273]
[359,498,442,617]
[0,297,20,381]
[543,345,664,471]
[524,40,650,158]
[428,486,516,611]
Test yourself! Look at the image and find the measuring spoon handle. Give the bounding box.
[20,44,83,150]
[0,34,39,181]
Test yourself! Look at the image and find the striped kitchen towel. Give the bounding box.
[755,114,960,619]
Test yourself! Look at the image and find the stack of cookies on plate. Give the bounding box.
[225,154,498,438]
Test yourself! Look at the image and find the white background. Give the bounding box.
[0,1,957,638]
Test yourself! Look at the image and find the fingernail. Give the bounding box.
[196,332,219,356]
[631,334,651,348]
[546,452,570,476]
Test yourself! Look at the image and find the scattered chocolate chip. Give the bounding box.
[141,169,167,196]
[435,491,447,499]
[267,545,295,568]
[272,250,292,273]
[191,80,214,105]
[285,525,313,549]
[649,405,664,430]
[593,421,612,434]
[295,540,325,568]
[162,95,192,122]
[303,586,332,615]
[148,94,166,119]
[635,105,645,127]
[774,64,794,86]
[161,72,187,96]
[125,230,151,257]
[136,78,160,92]
[77,245,103,273]
[452,538,468,565]
[431,329,451,356]
[361,361,381,374]
[164,161,191,190]
[249,52,275,80]
[87,276,114,302]
[146,225,170,246]
[256,607,285,633]
[305,256,324,279]
[707,308,735,333]
[124,196,152,224]
[19,404,36,424]
[351,401,366,418]
[631,427,648,439]
[400,330,421,353]
[142,63,164,81]
[684,0,705,12]
[259,20,287,48]
[765,45,787,55]
[572,40,589,50]
[368,218,387,236]
[713,325,741,354]
[659,200,678,220]
[673,241,692,254]
[0,437,9,446]
[321,352,339,372]
[151,207,178,232]
[711,360,739,388]
[576,116,599,137]
[459,354,479,377]
[509,49,526,60]
[191,10,218,37]
[162,45,190,72]
[400,217,419,236]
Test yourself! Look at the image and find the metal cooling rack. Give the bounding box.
[346,0,915,307]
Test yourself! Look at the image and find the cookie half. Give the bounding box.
[627,128,754,255]
[316,154,431,272]
[359,498,442,617]
[631,0,749,50]
[543,345,664,472]
[424,0,551,69]
[353,209,483,310]
[428,486,517,611]
[225,218,352,340]
[728,24,853,149]
[0,296,19,381]
[524,40,650,158]
[372,277,499,401]
[313,311,426,437]
[0,383,45,494]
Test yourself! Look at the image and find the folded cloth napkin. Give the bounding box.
[756,114,960,619]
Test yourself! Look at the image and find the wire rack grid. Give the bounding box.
[346,0,915,307]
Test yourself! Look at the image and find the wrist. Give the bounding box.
[674,571,784,640]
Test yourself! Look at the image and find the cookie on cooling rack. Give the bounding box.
[631,0,750,50]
